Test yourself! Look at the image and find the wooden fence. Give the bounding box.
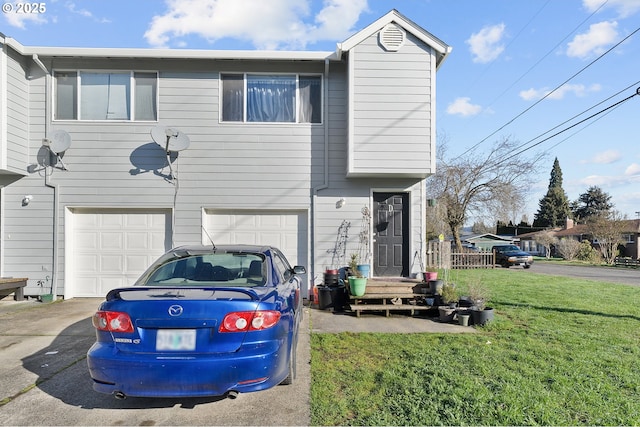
[425,242,495,270]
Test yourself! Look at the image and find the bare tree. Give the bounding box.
[428,135,541,251]
[588,210,627,264]
[535,230,558,259]
[556,238,581,260]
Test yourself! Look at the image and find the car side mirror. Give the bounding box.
[292,266,306,274]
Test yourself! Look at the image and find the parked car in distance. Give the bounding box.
[87,244,306,399]
[492,245,534,269]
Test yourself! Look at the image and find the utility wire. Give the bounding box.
[479,0,610,116]
[457,16,640,161]
[506,80,640,156]
[497,87,639,165]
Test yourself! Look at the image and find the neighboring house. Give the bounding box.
[0,10,451,299]
[462,233,515,252]
[517,218,640,259]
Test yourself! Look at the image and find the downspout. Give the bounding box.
[32,54,58,300]
[310,58,331,293]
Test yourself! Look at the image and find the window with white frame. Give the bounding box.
[54,71,158,121]
[221,74,321,123]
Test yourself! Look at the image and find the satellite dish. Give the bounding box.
[151,126,190,153]
[49,130,72,155]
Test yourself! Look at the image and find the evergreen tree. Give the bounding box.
[571,185,613,222]
[533,158,571,228]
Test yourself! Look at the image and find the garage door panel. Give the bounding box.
[126,255,151,272]
[101,255,124,273]
[126,232,150,250]
[70,210,170,298]
[101,215,124,228]
[77,255,98,272]
[101,232,124,250]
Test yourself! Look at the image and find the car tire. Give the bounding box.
[280,338,297,385]
[524,265,531,269]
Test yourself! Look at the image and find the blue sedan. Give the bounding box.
[87,244,305,399]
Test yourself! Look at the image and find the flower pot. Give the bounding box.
[472,307,495,326]
[40,293,54,303]
[348,277,367,296]
[458,313,471,326]
[429,279,444,295]
[356,264,370,278]
[423,271,438,281]
[438,306,456,323]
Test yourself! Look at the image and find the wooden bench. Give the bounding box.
[348,280,435,318]
[0,278,28,301]
[614,257,640,268]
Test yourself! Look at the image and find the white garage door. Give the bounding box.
[204,210,308,291]
[68,209,171,298]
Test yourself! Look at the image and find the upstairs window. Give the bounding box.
[221,74,321,123]
[54,71,157,121]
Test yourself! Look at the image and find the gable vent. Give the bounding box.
[379,24,406,51]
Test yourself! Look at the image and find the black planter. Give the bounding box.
[472,307,494,326]
[317,285,347,311]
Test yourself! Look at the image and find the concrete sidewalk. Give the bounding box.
[310,305,477,334]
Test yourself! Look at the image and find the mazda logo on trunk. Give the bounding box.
[168,305,183,316]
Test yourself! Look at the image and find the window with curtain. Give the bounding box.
[54,71,157,121]
[221,73,321,124]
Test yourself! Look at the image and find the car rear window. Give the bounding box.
[143,253,266,287]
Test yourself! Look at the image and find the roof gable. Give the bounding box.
[337,9,451,69]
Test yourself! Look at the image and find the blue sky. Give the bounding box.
[3,0,640,223]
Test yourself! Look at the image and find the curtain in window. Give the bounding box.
[55,72,78,120]
[134,73,157,121]
[299,76,321,123]
[222,75,244,121]
[80,73,130,120]
[247,75,295,122]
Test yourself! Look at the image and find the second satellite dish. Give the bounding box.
[151,126,190,153]
[49,130,72,155]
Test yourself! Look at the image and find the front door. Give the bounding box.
[373,193,409,277]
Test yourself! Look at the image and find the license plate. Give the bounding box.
[156,329,196,351]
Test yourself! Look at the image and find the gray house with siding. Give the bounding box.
[0,10,450,300]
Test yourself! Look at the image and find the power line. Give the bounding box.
[506,80,640,156]
[457,17,640,161]
[497,86,639,165]
[479,0,610,116]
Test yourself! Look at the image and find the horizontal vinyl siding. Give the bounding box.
[351,32,433,175]
[5,50,29,173]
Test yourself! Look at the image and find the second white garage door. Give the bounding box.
[204,210,308,271]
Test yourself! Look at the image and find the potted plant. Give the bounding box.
[356,207,371,278]
[348,253,367,296]
[467,280,494,326]
[423,267,438,282]
[438,282,458,322]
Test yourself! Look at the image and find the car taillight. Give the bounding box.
[220,311,281,333]
[92,311,134,333]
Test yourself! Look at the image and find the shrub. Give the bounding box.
[556,238,581,260]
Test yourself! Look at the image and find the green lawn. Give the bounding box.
[310,269,640,426]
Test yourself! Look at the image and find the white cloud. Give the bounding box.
[625,163,640,175]
[519,83,601,101]
[579,171,640,187]
[466,23,506,63]
[446,97,483,117]
[144,0,367,49]
[566,21,618,59]
[583,150,622,165]
[582,0,640,18]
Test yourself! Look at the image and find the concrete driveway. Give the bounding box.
[0,298,311,426]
